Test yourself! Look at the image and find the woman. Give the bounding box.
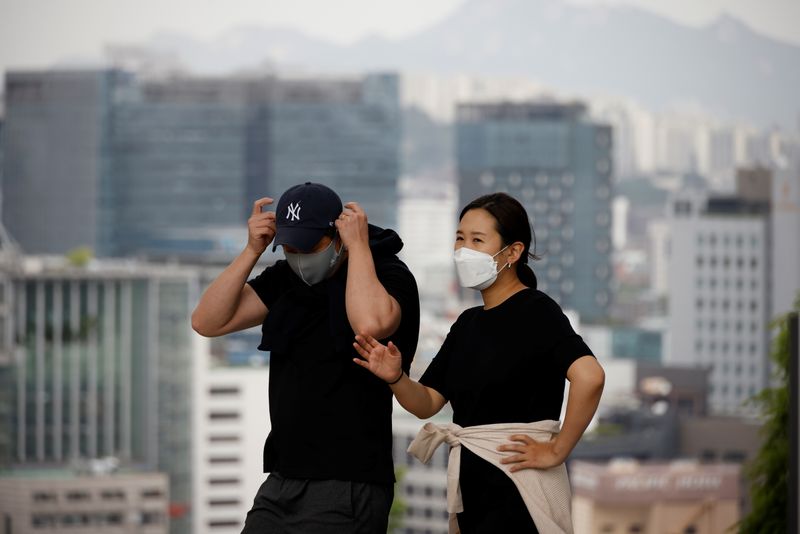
[353,192,605,533]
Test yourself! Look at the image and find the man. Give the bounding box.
[191,182,419,533]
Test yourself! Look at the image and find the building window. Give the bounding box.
[100,489,125,501]
[209,477,241,486]
[209,456,240,465]
[209,386,240,396]
[32,492,57,503]
[209,411,240,421]
[209,498,241,506]
[209,435,240,443]
[65,491,91,502]
[141,489,164,499]
[209,520,241,528]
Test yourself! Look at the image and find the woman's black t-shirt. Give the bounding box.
[419,287,593,532]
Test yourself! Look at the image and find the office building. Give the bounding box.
[191,334,270,534]
[1,70,125,256]
[0,252,199,534]
[2,70,401,258]
[666,174,771,414]
[0,467,169,533]
[456,101,613,321]
[571,460,740,534]
[392,410,450,534]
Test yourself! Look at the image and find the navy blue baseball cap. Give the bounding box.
[272,182,343,252]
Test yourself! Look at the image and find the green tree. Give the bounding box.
[66,246,93,267]
[739,294,799,533]
[388,466,408,534]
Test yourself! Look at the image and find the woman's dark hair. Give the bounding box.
[459,192,539,289]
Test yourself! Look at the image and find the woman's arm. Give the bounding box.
[498,355,604,471]
[353,335,447,419]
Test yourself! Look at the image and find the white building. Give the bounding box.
[392,409,450,534]
[191,333,270,534]
[398,179,458,307]
[666,190,770,414]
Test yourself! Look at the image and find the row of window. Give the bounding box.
[694,340,760,355]
[696,256,759,270]
[697,234,760,248]
[32,488,163,503]
[695,298,760,312]
[695,277,759,290]
[695,319,761,333]
[709,384,758,397]
[31,511,163,528]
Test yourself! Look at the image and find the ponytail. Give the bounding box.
[517,262,538,289]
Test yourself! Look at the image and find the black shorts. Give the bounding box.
[241,473,394,534]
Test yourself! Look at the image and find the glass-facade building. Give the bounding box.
[267,74,400,230]
[1,70,401,258]
[456,102,613,322]
[1,71,123,256]
[0,260,198,533]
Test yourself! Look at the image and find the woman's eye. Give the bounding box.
[473,238,483,243]
[455,236,463,241]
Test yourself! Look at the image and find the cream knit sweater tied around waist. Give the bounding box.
[407,420,573,534]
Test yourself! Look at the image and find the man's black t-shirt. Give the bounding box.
[247,226,419,484]
[419,287,593,531]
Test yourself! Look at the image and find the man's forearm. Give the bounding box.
[345,242,400,339]
[192,247,262,333]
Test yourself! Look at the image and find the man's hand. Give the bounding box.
[497,435,567,472]
[247,197,276,255]
[335,202,369,252]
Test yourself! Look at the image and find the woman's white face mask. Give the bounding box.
[453,245,509,290]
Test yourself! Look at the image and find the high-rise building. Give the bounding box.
[267,74,400,230]
[0,253,199,534]
[1,70,125,256]
[108,78,256,257]
[666,174,771,414]
[2,70,401,258]
[191,335,270,534]
[456,102,613,322]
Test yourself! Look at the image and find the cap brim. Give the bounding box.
[272,226,327,253]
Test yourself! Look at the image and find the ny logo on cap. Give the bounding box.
[287,202,301,221]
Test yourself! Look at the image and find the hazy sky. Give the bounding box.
[0,0,798,75]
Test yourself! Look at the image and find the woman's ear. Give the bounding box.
[507,242,525,265]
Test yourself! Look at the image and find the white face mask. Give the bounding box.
[453,245,509,291]
[284,237,344,286]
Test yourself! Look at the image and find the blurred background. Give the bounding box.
[0,0,798,532]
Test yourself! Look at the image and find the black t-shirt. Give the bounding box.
[247,229,419,484]
[419,288,593,531]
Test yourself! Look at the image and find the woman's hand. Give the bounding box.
[497,435,567,472]
[352,334,403,383]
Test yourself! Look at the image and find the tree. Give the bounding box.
[387,466,408,533]
[739,294,799,533]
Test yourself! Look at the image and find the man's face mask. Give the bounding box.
[284,236,344,286]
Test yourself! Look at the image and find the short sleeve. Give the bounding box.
[418,321,461,401]
[540,298,594,377]
[246,261,290,310]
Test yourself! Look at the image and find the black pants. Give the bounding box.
[241,473,394,534]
